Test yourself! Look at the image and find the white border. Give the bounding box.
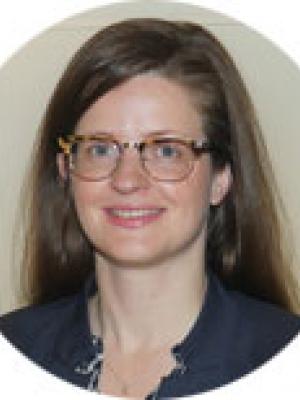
[0,0,300,66]
[0,1,299,399]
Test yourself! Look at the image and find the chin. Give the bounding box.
[96,243,172,269]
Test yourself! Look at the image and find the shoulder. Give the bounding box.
[231,289,300,335]
[226,288,300,365]
[210,273,300,343]
[0,294,82,363]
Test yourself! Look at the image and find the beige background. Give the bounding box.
[0,0,300,314]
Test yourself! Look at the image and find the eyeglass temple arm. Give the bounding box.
[58,137,71,155]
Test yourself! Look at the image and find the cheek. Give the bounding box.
[168,163,213,218]
[72,181,95,211]
[71,180,104,234]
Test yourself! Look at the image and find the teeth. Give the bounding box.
[110,209,162,218]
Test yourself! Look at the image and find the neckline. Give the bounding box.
[60,267,228,373]
[82,267,215,360]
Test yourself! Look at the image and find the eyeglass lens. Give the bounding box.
[69,138,198,181]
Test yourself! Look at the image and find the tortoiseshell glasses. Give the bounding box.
[58,133,218,182]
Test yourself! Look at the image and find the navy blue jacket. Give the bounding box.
[0,270,299,398]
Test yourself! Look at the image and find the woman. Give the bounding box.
[0,18,300,399]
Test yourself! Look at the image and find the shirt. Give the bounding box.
[0,270,299,398]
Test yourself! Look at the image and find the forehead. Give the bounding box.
[75,74,203,139]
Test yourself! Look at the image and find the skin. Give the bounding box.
[57,74,231,359]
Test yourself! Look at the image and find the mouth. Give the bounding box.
[103,206,166,228]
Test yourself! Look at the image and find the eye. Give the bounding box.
[91,143,109,156]
[159,144,178,158]
[85,140,116,158]
[143,139,188,162]
[153,141,184,160]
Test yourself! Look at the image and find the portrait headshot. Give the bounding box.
[0,1,300,398]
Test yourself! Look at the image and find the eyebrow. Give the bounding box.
[76,129,199,139]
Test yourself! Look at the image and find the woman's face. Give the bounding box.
[59,75,230,266]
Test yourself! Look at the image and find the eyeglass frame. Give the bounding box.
[57,133,222,182]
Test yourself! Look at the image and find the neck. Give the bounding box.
[89,243,207,356]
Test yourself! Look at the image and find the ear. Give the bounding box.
[210,164,232,206]
[56,152,68,181]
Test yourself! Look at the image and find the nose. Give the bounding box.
[110,147,151,194]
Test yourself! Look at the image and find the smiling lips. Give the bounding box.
[103,206,166,228]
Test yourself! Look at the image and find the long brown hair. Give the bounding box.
[19,18,300,312]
